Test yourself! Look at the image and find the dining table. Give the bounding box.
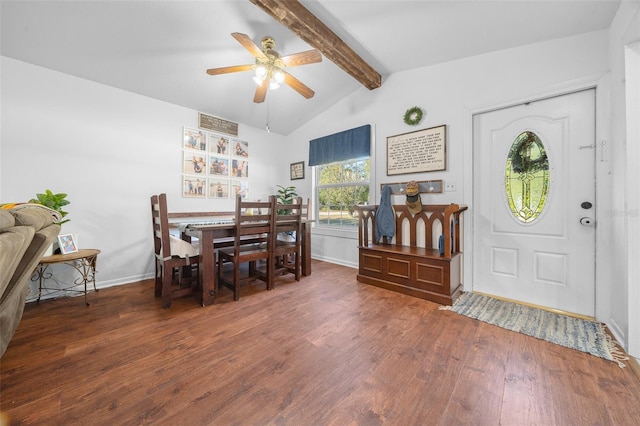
[182,220,312,306]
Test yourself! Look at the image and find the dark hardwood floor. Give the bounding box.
[2,260,639,425]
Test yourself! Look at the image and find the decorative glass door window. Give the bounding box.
[505,131,550,223]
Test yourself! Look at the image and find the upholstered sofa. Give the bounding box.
[0,205,60,357]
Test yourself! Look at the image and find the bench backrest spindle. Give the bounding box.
[354,203,467,260]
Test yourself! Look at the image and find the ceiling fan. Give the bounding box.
[206,32,322,103]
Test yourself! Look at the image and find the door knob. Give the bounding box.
[580,217,594,226]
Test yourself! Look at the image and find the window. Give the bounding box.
[308,124,372,229]
[505,130,550,223]
[316,157,370,227]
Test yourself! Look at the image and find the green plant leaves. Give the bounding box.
[29,189,70,224]
[276,185,298,215]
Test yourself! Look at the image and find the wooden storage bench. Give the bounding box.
[354,203,467,305]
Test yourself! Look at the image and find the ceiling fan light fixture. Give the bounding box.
[253,75,265,86]
[273,68,285,84]
[254,64,268,79]
[269,80,281,90]
[206,33,320,103]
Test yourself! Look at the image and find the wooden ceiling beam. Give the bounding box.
[249,0,382,90]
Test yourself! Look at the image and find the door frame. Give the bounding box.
[625,41,640,359]
[462,78,611,323]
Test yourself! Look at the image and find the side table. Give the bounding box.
[33,249,101,306]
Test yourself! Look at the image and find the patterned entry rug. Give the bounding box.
[441,292,628,368]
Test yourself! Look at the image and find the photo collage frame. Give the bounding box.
[182,127,249,199]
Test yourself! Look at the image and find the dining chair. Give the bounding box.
[301,197,311,220]
[217,195,275,301]
[150,193,200,308]
[270,197,303,286]
[272,197,306,279]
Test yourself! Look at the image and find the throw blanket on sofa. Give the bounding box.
[1,203,62,223]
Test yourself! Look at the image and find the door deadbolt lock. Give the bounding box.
[581,201,593,209]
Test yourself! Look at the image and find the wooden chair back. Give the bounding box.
[150,193,200,308]
[232,195,275,250]
[294,197,311,220]
[275,197,303,237]
[151,193,172,262]
[218,195,276,300]
[272,197,303,281]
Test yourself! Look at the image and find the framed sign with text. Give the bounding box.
[386,125,446,175]
[198,112,238,136]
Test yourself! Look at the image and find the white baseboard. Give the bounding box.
[28,260,360,303]
[311,255,358,269]
[26,272,154,303]
[606,317,627,351]
[96,272,155,289]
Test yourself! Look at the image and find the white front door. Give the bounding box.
[473,89,596,317]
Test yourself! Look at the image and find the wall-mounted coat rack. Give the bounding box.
[380,180,443,195]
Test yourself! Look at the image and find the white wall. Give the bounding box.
[290,30,610,271]
[0,57,286,292]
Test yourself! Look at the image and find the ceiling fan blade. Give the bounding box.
[232,32,267,59]
[284,72,315,99]
[206,64,254,75]
[253,79,268,103]
[280,50,322,67]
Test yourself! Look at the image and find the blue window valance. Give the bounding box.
[308,124,371,166]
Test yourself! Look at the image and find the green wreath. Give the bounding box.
[510,132,549,174]
[403,106,423,126]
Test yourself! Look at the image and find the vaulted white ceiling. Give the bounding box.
[1,1,621,135]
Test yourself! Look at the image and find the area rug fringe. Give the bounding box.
[440,292,629,368]
[605,330,630,368]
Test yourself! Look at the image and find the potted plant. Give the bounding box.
[29,189,71,225]
[276,185,298,214]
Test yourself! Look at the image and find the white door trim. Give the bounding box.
[625,41,640,359]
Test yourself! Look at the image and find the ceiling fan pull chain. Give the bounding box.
[266,96,271,133]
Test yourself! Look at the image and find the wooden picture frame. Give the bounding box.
[387,125,446,175]
[290,161,305,180]
[183,127,207,151]
[208,178,229,199]
[232,139,249,158]
[58,234,78,254]
[183,175,207,198]
[183,151,207,175]
[231,180,248,198]
[198,112,238,136]
[232,159,248,178]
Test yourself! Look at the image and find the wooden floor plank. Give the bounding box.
[439,320,509,425]
[538,340,625,425]
[2,260,640,425]
[499,330,558,425]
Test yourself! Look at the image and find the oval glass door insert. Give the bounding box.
[505,131,550,223]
